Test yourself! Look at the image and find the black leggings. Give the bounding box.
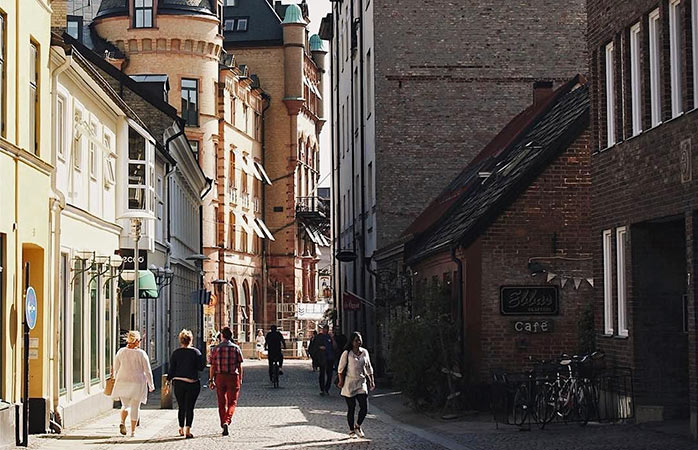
[344,394,368,429]
[173,380,201,427]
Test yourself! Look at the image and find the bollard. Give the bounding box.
[160,375,173,409]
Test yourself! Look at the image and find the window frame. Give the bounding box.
[0,13,6,137]
[181,78,199,127]
[605,42,616,147]
[616,227,628,337]
[66,15,83,42]
[649,9,662,126]
[630,23,642,135]
[134,0,154,29]
[603,229,614,335]
[29,41,39,155]
[56,95,66,160]
[669,0,683,118]
[127,126,151,211]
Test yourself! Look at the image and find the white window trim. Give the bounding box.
[73,105,84,171]
[56,95,66,161]
[630,23,642,135]
[88,119,99,180]
[670,0,683,118]
[616,227,628,337]
[649,9,662,126]
[605,42,616,147]
[693,0,698,107]
[603,229,614,335]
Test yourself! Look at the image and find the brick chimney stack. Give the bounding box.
[533,80,554,108]
[51,0,68,33]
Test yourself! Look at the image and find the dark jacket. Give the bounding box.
[168,347,206,381]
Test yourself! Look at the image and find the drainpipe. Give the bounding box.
[261,93,271,329]
[357,0,369,342]
[49,49,72,424]
[197,178,213,350]
[163,123,182,370]
[450,246,465,375]
[349,0,358,331]
[332,0,343,334]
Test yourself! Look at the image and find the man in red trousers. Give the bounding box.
[209,327,244,436]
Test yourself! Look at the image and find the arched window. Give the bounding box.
[252,282,261,323]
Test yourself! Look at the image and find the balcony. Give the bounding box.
[296,196,329,224]
[230,188,238,204]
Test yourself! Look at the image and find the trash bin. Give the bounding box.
[160,375,173,409]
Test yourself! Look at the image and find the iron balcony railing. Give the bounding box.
[296,196,329,219]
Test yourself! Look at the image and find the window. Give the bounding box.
[366,49,372,116]
[353,68,359,130]
[224,0,237,5]
[670,0,683,117]
[128,127,147,210]
[0,14,5,136]
[104,133,116,187]
[56,96,65,159]
[104,275,113,377]
[73,259,84,388]
[605,42,615,147]
[603,229,613,335]
[89,122,97,179]
[189,140,199,160]
[218,4,224,34]
[181,78,198,126]
[242,104,249,134]
[74,108,83,170]
[649,9,661,126]
[367,161,373,208]
[229,213,236,249]
[89,277,99,383]
[134,0,153,28]
[630,24,642,135]
[66,15,83,42]
[224,17,248,32]
[29,42,38,155]
[616,227,628,336]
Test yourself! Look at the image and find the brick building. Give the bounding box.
[587,0,698,438]
[322,0,587,347]
[375,77,591,381]
[90,0,276,348]
[223,1,328,340]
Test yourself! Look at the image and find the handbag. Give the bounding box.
[104,377,115,396]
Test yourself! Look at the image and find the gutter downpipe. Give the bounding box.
[261,93,271,328]
[49,50,72,429]
[357,0,369,344]
[332,2,343,333]
[163,122,182,369]
[349,0,358,332]
[198,178,213,350]
[450,246,465,376]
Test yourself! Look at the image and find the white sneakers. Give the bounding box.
[355,426,365,438]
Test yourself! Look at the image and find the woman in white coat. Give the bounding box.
[336,332,375,438]
[111,330,155,437]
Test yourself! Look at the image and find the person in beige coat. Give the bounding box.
[337,332,375,438]
[111,330,155,437]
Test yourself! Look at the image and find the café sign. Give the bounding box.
[511,319,554,334]
[500,286,559,315]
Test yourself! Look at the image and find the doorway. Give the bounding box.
[631,218,689,419]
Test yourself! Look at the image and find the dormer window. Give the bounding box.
[134,0,154,29]
[224,0,237,6]
[224,17,248,32]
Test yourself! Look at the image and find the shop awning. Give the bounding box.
[302,223,330,247]
[120,270,159,299]
[247,215,266,238]
[235,151,249,174]
[234,211,252,233]
[255,217,275,241]
[254,162,272,185]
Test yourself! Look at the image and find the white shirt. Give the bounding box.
[337,348,373,397]
[111,347,154,404]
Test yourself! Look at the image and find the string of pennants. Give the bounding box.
[545,272,594,289]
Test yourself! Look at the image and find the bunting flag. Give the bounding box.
[573,278,583,289]
[586,277,594,287]
[547,272,557,283]
[560,277,568,288]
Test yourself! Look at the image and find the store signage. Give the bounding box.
[343,291,362,310]
[120,249,148,271]
[500,286,559,315]
[511,319,554,334]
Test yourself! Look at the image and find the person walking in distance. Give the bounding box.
[255,329,266,359]
[209,327,244,436]
[110,331,155,437]
[337,332,375,438]
[265,325,286,381]
[167,329,206,439]
[316,324,335,395]
[308,330,318,371]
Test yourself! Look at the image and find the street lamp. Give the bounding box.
[119,211,154,336]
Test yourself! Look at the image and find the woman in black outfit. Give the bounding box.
[167,329,206,438]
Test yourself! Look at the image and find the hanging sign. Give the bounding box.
[500,286,559,315]
[120,249,148,271]
[25,287,38,330]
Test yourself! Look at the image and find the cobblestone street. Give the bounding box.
[25,360,698,450]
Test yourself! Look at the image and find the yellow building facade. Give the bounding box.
[0,0,53,444]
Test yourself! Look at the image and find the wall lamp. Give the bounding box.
[149,265,175,294]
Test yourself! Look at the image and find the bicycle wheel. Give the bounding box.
[557,381,574,422]
[273,364,279,388]
[512,384,529,427]
[575,384,592,426]
[535,383,556,429]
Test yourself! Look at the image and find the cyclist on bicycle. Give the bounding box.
[265,325,286,382]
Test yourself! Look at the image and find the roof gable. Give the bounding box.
[223,0,283,47]
[405,76,589,263]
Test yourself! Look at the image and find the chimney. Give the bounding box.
[533,81,554,108]
[51,0,68,33]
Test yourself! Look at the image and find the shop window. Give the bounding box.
[73,260,84,389]
[90,277,99,383]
